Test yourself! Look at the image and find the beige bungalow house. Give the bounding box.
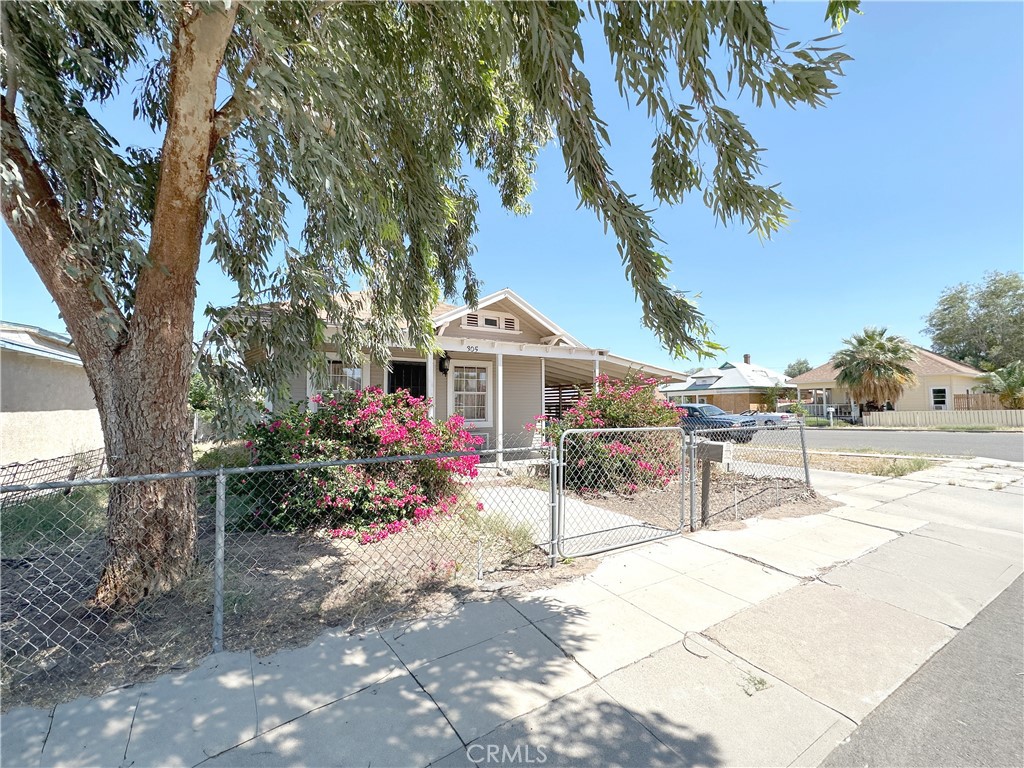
[284,289,688,449]
[659,355,790,413]
[789,346,985,419]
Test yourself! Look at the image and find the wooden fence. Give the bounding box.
[953,393,1003,411]
[863,410,1024,428]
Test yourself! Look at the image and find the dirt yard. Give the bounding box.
[0,488,593,712]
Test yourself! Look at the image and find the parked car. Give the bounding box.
[740,410,803,429]
[677,404,756,443]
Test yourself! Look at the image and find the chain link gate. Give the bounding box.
[554,427,687,558]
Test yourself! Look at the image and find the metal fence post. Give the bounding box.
[799,422,812,489]
[547,443,558,567]
[213,469,226,653]
[678,428,686,532]
[688,436,697,532]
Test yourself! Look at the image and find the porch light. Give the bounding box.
[438,354,450,375]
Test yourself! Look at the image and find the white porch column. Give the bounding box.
[539,358,546,417]
[426,352,435,419]
[594,358,600,392]
[496,353,504,468]
[306,368,317,412]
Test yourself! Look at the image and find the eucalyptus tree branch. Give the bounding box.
[212,51,259,146]
[1,8,17,110]
[0,96,127,334]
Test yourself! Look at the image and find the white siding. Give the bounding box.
[502,356,543,442]
[284,368,307,406]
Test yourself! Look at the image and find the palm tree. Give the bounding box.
[830,327,918,408]
[980,361,1024,409]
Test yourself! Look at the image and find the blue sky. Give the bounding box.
[2,2,1022,376]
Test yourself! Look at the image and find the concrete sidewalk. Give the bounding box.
[4,458,1022,768]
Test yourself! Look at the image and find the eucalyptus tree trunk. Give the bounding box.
[1,5,237,608]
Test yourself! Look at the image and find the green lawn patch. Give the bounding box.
[1,487,108,559]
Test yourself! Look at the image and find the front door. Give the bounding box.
[388,362,427,398]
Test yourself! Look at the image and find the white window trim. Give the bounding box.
[447,360,493,427]
[461,310,522,335]
[308,355,369,411]
[930,387,949,411]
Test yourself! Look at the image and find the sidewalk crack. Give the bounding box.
[39,703,56,758]
[595,679,693,764]
[192,664,401,765]
[378,630,468,750]
[119,693,143,768]
[695,632,859,726]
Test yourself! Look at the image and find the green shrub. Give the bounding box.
[239,388,482,539]
[537,372,681,494]
[194,442,253,470]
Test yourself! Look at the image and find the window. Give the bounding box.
[451,363,491,425]
[462,311,519,333]
[327,361,362,393]
[931,388,948,410]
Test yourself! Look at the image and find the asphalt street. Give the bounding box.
[821,575,1024,768]
[802,428,1024,462]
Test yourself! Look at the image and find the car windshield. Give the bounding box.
[699,405,727,416]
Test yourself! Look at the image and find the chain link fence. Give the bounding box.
[212,442,554,657]
[686,424,815,528]
[0,440,554,709]
[1,426,816,710]
[0,449,105,505]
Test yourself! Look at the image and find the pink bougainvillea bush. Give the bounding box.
[537,372,681,495]
[239,388,482,536]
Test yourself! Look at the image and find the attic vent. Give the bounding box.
[460,310,521,334]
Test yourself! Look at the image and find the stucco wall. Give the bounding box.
[1,350,104,463]
[794,375,981,412]
[897,375,978,411]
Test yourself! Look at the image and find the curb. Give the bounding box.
[802,427,1023,434]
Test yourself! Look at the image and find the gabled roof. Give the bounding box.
[789,346,985,385]
[0,321,82,366]
[329,289,585,347]
[662,360,789,394]
[431,288,586,347]
[316,289,691,382]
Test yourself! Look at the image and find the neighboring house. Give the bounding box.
[1,321,104,464]
[659,355,790,413]
[788,346,986,418]
[283,288,689,448]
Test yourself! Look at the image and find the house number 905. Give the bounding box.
[466,345,479,353]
